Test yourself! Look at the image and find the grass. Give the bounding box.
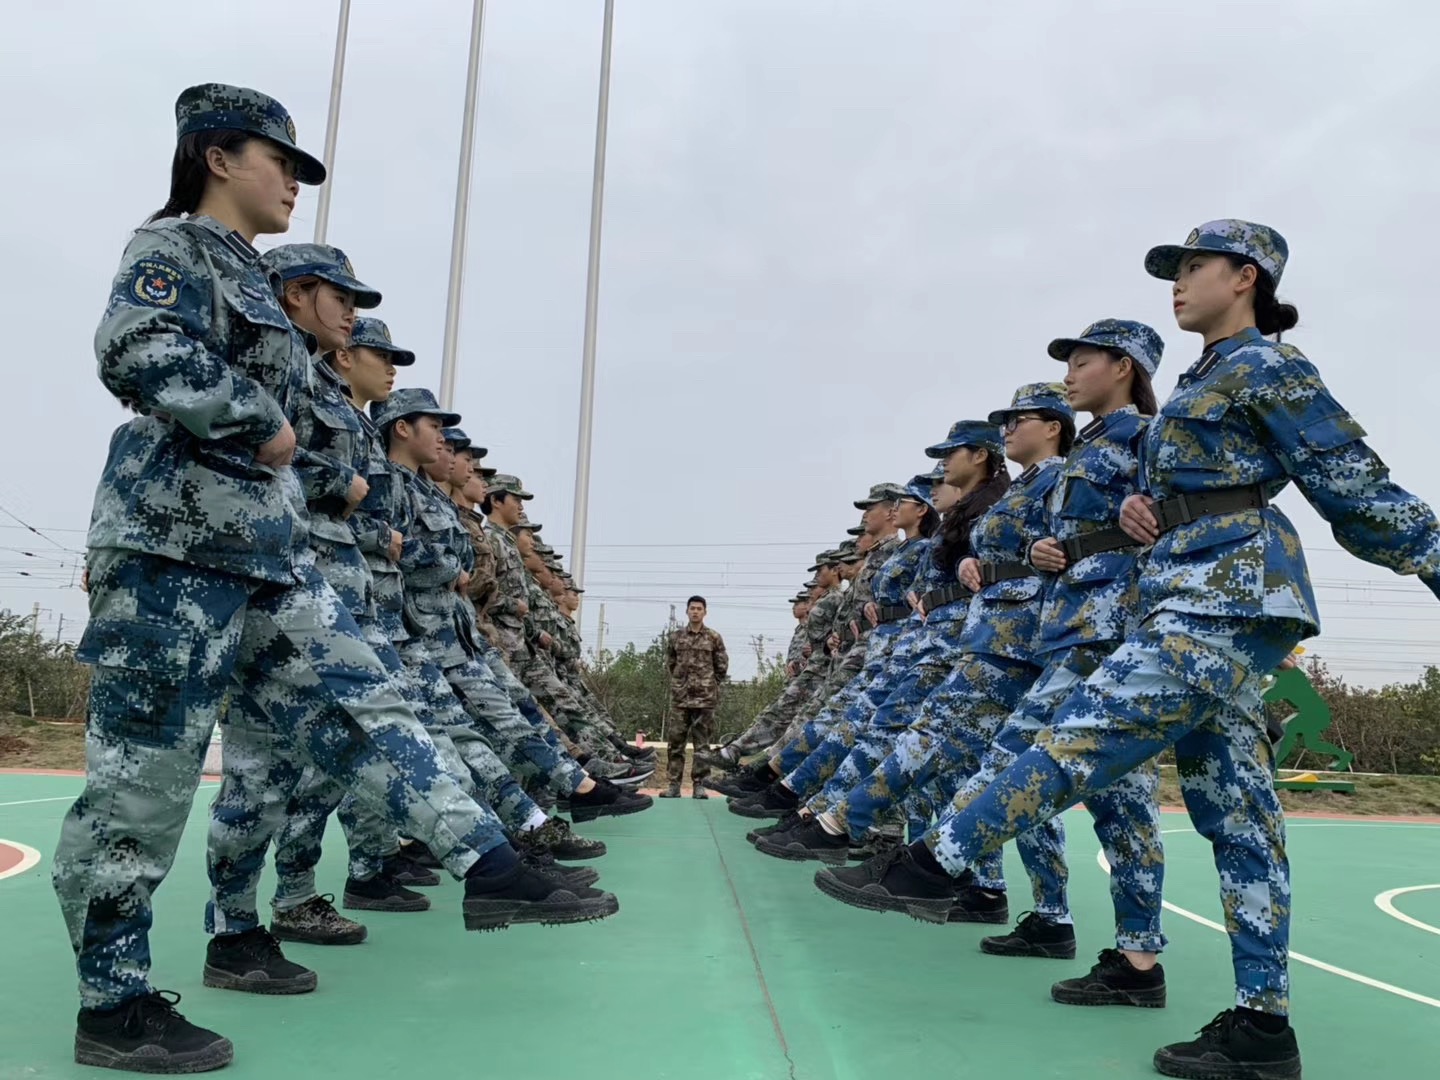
[0,713,85,770]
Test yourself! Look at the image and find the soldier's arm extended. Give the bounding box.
[1258,369,1440,595]
[97,228,287,448]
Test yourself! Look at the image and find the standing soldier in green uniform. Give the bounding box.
[661,597,730,798]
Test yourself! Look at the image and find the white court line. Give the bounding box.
[1095,826,1440,1010]
[1374,885,1440,937]
[0,783,220,809]
[0,840,41,880]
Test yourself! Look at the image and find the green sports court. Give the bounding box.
[1,770,1436,1079]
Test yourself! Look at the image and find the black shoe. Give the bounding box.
[462,861,620,931]
[812,847,955,922]
[755,818,851,864]
[75,991,233,1074]
[532,789,557,811]
[1052,948,1167,1008]
[948,884,1010,924]
[269,893,368,946]
[710,776,762,798]
[1153,1010,1300,1079]
[748,809,805,845]
[400,840,442,869]
[562,779,654,823]
[202,928,317,995]
[516,817,607,861]
[980,911,1077,958]
[343,873,431,913]
[727,783,799,819]
[519,849,601,888]
[383,852,441,888]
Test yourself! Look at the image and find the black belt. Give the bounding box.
[875,602,911,623]
[1061,527,1136,563]
[919,583,972,611]
[979,561,1035,586]
[1152,485,1269,533]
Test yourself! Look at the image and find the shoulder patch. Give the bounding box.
[129,258,185,308]
[1078,416,1107,443]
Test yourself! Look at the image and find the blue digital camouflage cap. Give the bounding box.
[489,475,534,500]
[988,382,1075,425]
[925,420,1005,461]
[854,482,908,510]
[441,427,471,451]
[1046,318,1164,377]
[903,476,937,509]
[349,317,415,366]
[262,244,381,309]
[1144,219,1289,286]
[370,387,460,431]
[175,83,326,185]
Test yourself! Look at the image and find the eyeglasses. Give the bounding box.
[1002,414,1045,434]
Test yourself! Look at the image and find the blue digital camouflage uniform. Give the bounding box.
[53,187,509,1009]
[920,222,1440,1015]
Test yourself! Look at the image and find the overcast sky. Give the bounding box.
[4,0,1440,684]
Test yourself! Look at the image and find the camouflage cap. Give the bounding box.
[791,592,811,604]
[1144,219,1289,286]
[349,317,415,366]
[988,382,1075,426]
[925,420,1005,462]
[807,549,842,572]
[262,244,381,308]
[479,464,499,479]
[854,482,908,510]
[904,477,937,509]
[535,541,555,555]
[1046,318,1164,377]
[835,540,865,564]
[175,83,326,185]
[370,387,460,431]
[845,524,865,536]
[489,474,534,500]
[513,513,542,533]
[441,427,471,451]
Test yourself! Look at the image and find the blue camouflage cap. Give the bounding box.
[925,420,1005,461]
[441,427,471,451]
[370,387,460,431]
[262,244,381,309]
[1144,219,1289,286]
[988,382,1075,425]
[175,83,326,185]
[349,317,415,366]
[904,475,938,509]
[1046,318,1164,377]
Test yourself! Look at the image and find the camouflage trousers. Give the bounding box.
[513,651,615,764]
[667,708,716,785]
[786,637,869,732]
[53,551,508,1009]
[824,649,1040,889]
[726,663,826,759]
[925,612,1305,1015]
[778,625,953,798]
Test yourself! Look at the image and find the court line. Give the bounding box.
[1095,826,1440,1011]
[0,783,220,809]
[1374,885,1440,937]
[0,840,41,880]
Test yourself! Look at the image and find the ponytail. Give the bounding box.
[146,130,252,224]
[1223,254,1299,341]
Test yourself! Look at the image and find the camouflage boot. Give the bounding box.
[270,894,368,946]
[658,783,682,798]
[692,783,709,800]
[514,817,608,861]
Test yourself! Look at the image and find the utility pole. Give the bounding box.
[594,602,606,658]
[54,613,64,645]
[30,602,40,644]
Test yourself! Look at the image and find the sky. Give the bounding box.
[3,0,1440,684]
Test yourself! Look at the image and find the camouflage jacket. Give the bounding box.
[958,457,1064,658]
[851,535,901,608]
[350,416,411,642]
[665,625,729,708]
[1139,327,1440,630]
[395,466,467,666]
[804,588,845,668]
[486,524,529,633]
[785,622,809,669]
[88,215,307,583]
[457,507,502,647]
[1037,407,1146,655]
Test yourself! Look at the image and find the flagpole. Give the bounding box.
[312,0,352,244]
[438,0,488,410]
[568,0,616,631]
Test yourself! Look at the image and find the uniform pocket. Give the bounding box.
[77,618,193,747]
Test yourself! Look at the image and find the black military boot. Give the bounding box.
[727,782,800,819]
[713,761,775,799]
[270,893,368,945]
[462,860,620,931]
[561,778,654,823]
[980,911,1077,958]
[947,883,1010,925]
[202,928,317,994]
[812,846,955,922]
[75,991,233,1073]
[343,872,431,913]
[755,817,850,864]
[1051,948,1167,1007]
[383,851,440,887]
[747,809,805,845]
[1152,1009,1300,1079]
[399,839,442,868]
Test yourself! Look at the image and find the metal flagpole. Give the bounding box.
[312,0,352,244]
[437,0,489,410]
[568,0,616,631]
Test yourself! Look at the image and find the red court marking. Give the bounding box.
[0,843,22,875]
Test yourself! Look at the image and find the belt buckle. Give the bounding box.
[1158,493,1192,532]
[1061,538,1083,563]
[979,563,998,586]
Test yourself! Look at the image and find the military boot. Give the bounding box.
[202,928,317,994]
[658,783,682,798]
[1051,948,1167,1007]
[516,816,607,861]
[692,783,709,799]
[1153,1009,1299,1079]
[980,911,1077,958]
[270,894,368,945]
[75,991,233,1074]
[343,872,430,913]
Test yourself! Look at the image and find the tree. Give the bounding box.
[0,608,90,719]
